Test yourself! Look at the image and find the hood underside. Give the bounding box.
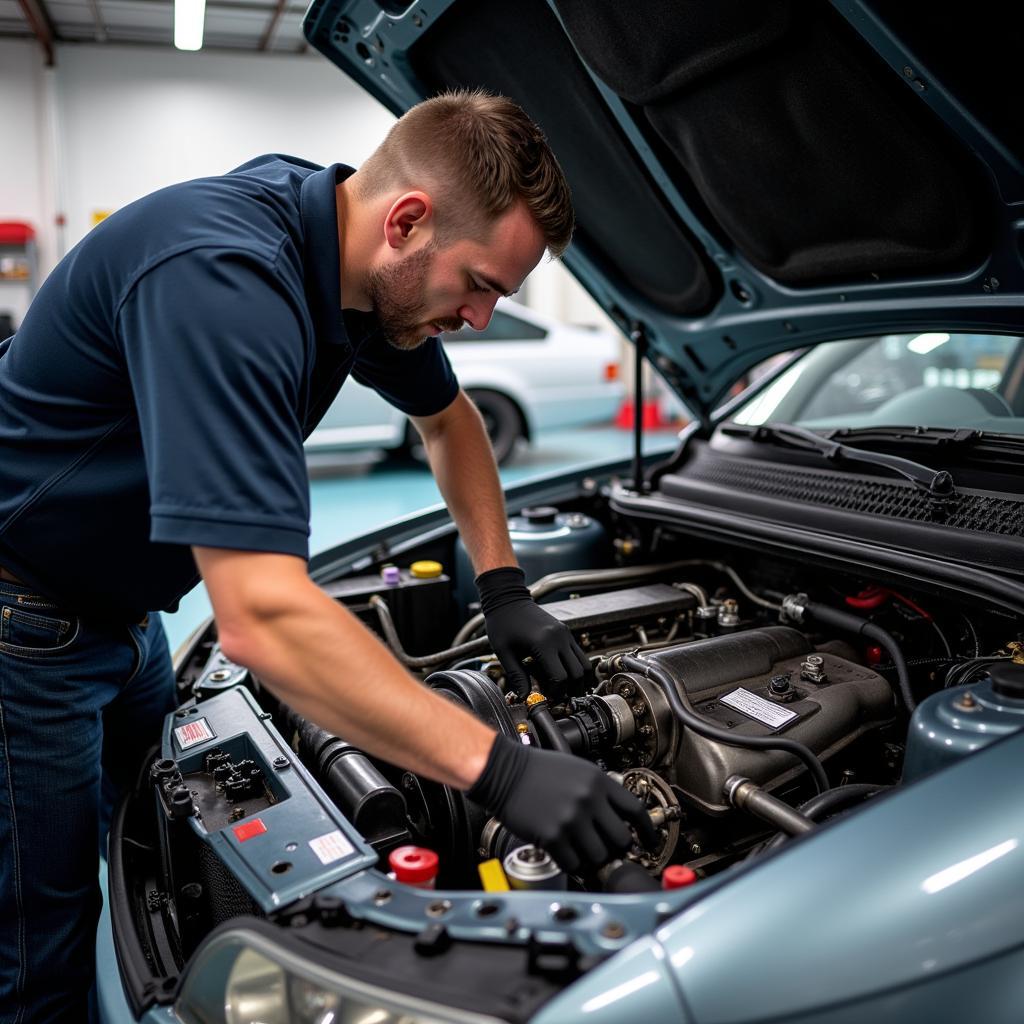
[304,0,1024,423]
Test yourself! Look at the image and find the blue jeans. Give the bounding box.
[0,580,176,1024]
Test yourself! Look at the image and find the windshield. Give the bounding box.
[732,332,1024,434]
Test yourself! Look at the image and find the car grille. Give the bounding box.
[685,453,1024,537]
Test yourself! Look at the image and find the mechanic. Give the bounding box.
[0,91,654,1022]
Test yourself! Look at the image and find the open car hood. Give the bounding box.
[303,0,1024,425]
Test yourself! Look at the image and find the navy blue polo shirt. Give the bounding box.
[0,155,459,621]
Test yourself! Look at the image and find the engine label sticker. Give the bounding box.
[720,688,797,729]
[174,717,215,749]
[309,829,355,865]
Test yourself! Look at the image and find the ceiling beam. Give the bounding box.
[86,0,108,42]
[257,0,287,50]
[16,0,56,65]
[99,0,306,13]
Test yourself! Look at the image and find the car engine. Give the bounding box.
[166,499,1024,907]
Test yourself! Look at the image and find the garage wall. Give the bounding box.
[55,44,394,257]
[0,39,52,325]
[4,41,616,335]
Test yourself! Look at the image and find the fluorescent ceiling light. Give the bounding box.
[907,332,950,355]
[174,0,206,50]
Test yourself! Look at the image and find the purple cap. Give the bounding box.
[381,566,401,586]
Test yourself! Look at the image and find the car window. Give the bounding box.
[442,309,547,343]
[732,332,1024,432]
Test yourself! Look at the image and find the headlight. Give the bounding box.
[175,928,502,1024]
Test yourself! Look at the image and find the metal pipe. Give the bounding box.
[369,595,491,669]
[725,776,815,836]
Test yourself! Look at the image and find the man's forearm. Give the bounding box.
[200,551,495,789]
[416,390,517,575]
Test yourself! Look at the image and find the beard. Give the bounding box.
[365,241,464,351]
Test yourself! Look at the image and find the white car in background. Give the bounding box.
[305,298,624,464]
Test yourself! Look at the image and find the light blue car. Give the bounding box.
[101,2,1024,1022]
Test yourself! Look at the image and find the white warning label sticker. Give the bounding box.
[174,717,215,749]
[309,829,355,865]
[720,688,798,729]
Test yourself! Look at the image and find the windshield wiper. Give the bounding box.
[825,426,1024,457]
[722,422,957,499]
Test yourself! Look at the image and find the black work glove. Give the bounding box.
[468,733,658,874]
[476,566,590,700]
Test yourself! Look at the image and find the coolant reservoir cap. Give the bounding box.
[409,560,443,579]
[389,845,439,884]
[989,662,1024,701]
[520,506,559,526]
[662,865,698,890]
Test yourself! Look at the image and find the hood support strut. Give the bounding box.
[631,321,648,494]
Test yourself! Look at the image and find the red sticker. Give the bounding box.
[233,818,267,842]
[174,717,215,749]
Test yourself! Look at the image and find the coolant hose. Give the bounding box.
[526,696,573,754]
[761,783,889,853]
[619,653,829,794]
[798,782,889,820]
[789,596,916,713]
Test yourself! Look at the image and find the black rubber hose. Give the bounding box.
[527,699,573,754]
[761,783,888,853]
[619,653,829,794]
[798,783,888,820]
[801,599,915,713]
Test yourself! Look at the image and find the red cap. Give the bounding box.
[865,645,884,666]
[389,845,439,885]
[662,865,698,890]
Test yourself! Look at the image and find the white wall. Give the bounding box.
[4,41,617,334]
[55,44,394,256]
[0,39,49,324]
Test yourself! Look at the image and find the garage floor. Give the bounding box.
[161,423,682,653]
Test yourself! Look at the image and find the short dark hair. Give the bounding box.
[357,89,574,257]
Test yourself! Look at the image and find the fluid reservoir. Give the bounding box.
[454,505,611,613]
[902,662,1024,783]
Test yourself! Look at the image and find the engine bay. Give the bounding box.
[150,492,1024,936]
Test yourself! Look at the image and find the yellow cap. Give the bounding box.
[410,560,443,579]
[525,691,547,707]
[477,858,511,892]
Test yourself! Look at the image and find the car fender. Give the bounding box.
[653,727,1024,1021]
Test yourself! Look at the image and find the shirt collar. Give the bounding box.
[299,162,354,347]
